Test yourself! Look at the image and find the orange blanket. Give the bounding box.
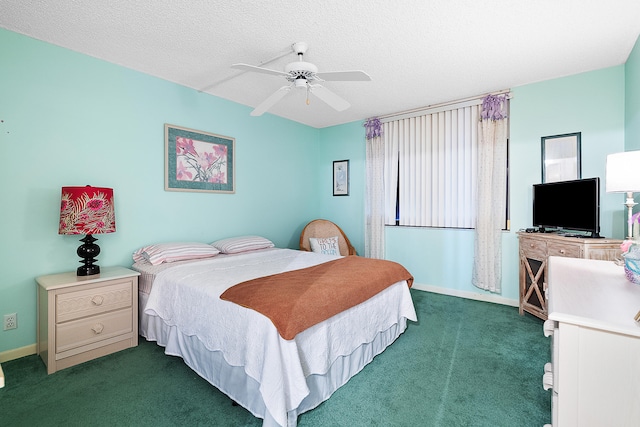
[220,256,413,340]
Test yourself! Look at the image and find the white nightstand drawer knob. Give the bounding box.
[91,295,104,306]
[91,323,104,334]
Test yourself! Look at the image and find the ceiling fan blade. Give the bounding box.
[231,63,289,77]
[251,85,292,116]
[309,85,351,111]
[315,70,371,81]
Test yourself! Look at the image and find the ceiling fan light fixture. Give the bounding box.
[285,61,318,74]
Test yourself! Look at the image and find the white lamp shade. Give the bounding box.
[605,150,640,193]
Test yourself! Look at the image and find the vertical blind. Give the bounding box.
[382,102,481,228]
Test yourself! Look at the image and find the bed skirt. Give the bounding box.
[139,293,408,427]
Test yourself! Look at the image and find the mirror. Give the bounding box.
[541,132,581,183]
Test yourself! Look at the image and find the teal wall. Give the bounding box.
[316,123,366,252]
[299,39,640,303]
[1,26,637,356]
[386,66,624,301]
[626,35,640,151]
[0,29,320,353]
[511,66,626,240]
[329,66,627,304]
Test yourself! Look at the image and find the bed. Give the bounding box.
[132,238,417,427]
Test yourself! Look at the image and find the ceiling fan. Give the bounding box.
[231,42,371,116]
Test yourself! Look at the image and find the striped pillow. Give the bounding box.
[211,235,274,254]
[133,242,220,265]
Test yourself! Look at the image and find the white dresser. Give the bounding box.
[544,256,640,427]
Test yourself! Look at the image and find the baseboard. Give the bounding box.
[412,282,519,308]
[0,344,37,363]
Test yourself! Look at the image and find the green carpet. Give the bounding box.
[0,291,550,426]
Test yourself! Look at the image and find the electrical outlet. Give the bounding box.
[3,313,17,330]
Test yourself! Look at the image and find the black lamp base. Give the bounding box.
[77,234,101,276]
[77,264,100,276]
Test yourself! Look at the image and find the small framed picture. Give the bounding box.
[541,132,581,183]
[333,160,349,196]
[165,124,235,193]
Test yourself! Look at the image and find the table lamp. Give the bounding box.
[58,186,116,276]
[606,150,640,240]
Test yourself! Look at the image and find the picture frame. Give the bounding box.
[541,132,581,183]
[333,160,349,196]
[165,124,235,193]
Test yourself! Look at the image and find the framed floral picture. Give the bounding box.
[333,160,349,196]
[165,124,235,193]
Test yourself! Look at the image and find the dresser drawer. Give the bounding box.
[520,238,547,259]
[55,308,133,353]
[547,242,581,258]
[56,279,133,323]
[585,247,622,261]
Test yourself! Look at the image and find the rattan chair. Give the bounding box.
[299,219,357,256]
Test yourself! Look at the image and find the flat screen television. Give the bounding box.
[532,177,601,237]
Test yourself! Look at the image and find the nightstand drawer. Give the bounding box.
[56,308,133,353]
[56,279,133,323]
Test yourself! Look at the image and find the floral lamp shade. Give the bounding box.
[59,186,116,235]
[59,186,116,276]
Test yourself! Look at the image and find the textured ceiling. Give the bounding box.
[2,0,640,128]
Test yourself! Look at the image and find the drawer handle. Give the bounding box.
[542,372,553,391]
[559,249,565,254]
[543,320,554,337]
[530,243,534,248]
[91,323,104,334]
[91,295,104,306]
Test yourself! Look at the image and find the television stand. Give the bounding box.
[517,232,622,320]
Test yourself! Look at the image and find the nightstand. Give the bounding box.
[36,266,140,374]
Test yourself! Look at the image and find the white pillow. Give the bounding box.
[211,235,275,254]
[132,242,220,265]
[309,236,340,256]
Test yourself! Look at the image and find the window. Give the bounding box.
[382,97,509,229]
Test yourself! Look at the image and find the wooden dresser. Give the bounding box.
[543,257,640,426]
[36,267,140,374]
[517,232,622,320]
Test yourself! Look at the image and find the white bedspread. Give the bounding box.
[143,249,416,426]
